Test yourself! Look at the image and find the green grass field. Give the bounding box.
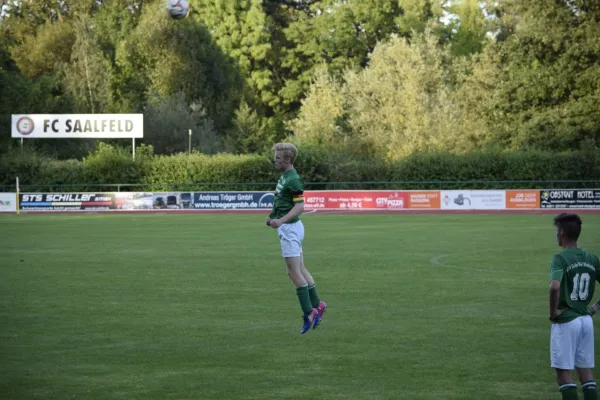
[1,213,600,400]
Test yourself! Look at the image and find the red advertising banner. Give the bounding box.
[305,190,441,210]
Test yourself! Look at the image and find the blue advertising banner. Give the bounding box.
[192,192,274,210]
[19,193,116,211]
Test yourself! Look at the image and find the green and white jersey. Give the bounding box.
[269,169,304,223]
[550,248,600,323]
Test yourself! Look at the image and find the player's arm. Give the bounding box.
[280,186,305,223]
[269,202,303,228]
[266,204,274,226]
[549,255,564,320]
[549,280,561,319]
[266,188,278,226]
[589,299,600,315]
[280,201,304,223]
[589,255,600,315]
[270,180,304,227]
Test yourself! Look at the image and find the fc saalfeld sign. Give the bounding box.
[11,114,143,138]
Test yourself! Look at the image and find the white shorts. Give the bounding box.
[551,315,594,370]
[277,220,304,258]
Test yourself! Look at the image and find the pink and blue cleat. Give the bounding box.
[312,301,327,329]
[301,308,318,334]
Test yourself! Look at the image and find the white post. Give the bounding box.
[188,129,192,154]
[132,138,136,161]
[16,176,20,215]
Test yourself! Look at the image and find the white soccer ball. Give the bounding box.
[166,0,189,19]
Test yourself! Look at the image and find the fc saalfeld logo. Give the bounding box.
[16,116,35,135]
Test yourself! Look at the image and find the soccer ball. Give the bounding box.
[166,0,189,19]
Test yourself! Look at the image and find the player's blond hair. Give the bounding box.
[272,143,298,163]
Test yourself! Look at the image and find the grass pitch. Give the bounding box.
[1,213,600,400]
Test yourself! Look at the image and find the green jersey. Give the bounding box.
[549,247,600,323]
[269,169,304,223]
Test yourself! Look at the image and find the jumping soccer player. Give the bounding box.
[549,213,600,400]
[266,143,327,334]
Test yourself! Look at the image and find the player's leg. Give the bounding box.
[285,221,316,312]
[300,255,327,329]
[576,369,597,400]
[575,316,597,400]
[299,258,315,286]
[295,220,327,328]
[300,255,317,303]
[279,223,316,334]
[285,256,317,333]
[551,320,579,399]
[285,256,311,311]
[556,370,578,400]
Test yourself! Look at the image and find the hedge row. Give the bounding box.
[1,143,598,192]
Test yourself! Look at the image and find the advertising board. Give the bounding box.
[440,190,506,210]
[12,114,143,138]
[0,193,16,212]
[19,193,115,211]
[540,189,600,209]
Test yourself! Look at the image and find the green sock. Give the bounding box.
[583,381,597,400]
[308,284,321,308]
[560,383,579,400]
[296,285,313,314]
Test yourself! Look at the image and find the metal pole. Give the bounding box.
[132,138,136,161]
[20,138,23,152]
[16,176,20,215]
[188,129,192,154]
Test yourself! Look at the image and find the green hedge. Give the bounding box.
[1,143,598,192]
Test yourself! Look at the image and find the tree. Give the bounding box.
[345,31,459,158]
[446,0,489,56]
[142,92,222,155]
[288,65,349,147]
[190,0,277,116]
[63,16,114,113]
[460,0,600,151]
[9,20,76,78]
[191,0,442,126]
[290,30,462,159]
[226,101,280,154]
[117,1,243,136]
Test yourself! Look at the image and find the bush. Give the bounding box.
[82,143,142,186]
[142,152,277,191]
[0,148,47,190]
[0,144,598,192]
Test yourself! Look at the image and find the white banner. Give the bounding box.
[441,190,506,210]
[11,114,143,138]
[0,193,17,212]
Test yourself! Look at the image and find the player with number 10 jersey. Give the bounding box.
[548,213,600,400]
[550,249,599,323]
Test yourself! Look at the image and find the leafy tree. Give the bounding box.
[92,0,147,111]
[63,16,114,113]
[346,31,459,158]
[288,65,349,148]
[225,101,281,154]
[9,20,76,77]
[117,0,243,135]
[142,92,222,155]
[191,0,442,129]
[190,0,277,115]
[460,0,600,151]
[291,30,459,159]
[446,0,489,56]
